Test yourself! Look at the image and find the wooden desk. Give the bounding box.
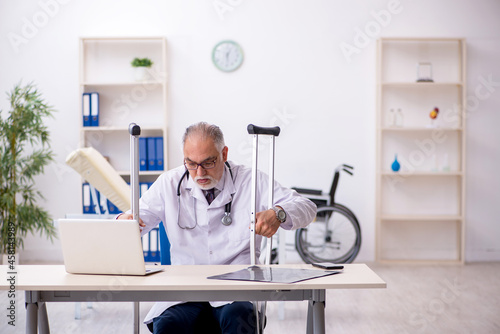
[0,264,386,334]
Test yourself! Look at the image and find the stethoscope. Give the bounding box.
[177,161,234,229]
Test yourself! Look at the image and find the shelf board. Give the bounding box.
[82,126,164,132]
[118,170,164,176]
[81,36,166,42]
[380,37,465,43]
[380,82,463,87]
[380,214,462,221]
[381,127,462,132]
[81,81,165,86]
[380,171,462,176]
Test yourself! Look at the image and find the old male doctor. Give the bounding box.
[118,122,316,334]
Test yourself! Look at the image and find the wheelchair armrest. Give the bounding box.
[291,187,323,195]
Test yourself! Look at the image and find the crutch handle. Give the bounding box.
[129,123,141,136]
[247,124,280,137]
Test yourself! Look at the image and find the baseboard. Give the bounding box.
[466,249,500,262]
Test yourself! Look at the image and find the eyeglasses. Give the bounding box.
[184,158,217,170]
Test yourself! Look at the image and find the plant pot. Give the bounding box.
[134,67,150,82]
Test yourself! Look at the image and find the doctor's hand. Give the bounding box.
[255,209,281,238]
[116,213,146,229]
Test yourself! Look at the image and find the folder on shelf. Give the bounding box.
[149,229,158,252]
[140,182,149,197]
[99,190,109,214]
[107,200,121,214]
[142,233,150,252]
[82,93,91,127]
[82,183,93,213]
[158,222,171,265]
[155,137,164,171]
[90,92,99,127]
[139,137,147,171]
[147,137,156,171]
[142,228,159,262]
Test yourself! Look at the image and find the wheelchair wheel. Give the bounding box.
[295,205,361,264]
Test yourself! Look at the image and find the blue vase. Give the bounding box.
[391,154,401,172]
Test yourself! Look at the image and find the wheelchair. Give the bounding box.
[292,164,362,264]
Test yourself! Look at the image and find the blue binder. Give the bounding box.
[82,183,94,213]
[90,92,99,127]
[159,222,171,265]
[140,182,149,197]
[82,93,91,127]
[98,189,109,214]
[155,137,164,171]
[147,137,156,170]
[140,181,170,264]
[107,200,121,214]
[139,137,147,171]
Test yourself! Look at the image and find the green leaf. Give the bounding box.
[0,82,57,253]
[131,57,153,67]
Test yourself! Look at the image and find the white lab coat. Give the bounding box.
[138,161,316,324]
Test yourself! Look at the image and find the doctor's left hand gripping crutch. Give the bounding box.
[247,123,281,334]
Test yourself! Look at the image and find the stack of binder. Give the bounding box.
[82,182,167,263]
[82,92,99,127]
[139,137,164,171]
[81,183,120,214]
[82,182,117,214]
[82,181,154,215]
[140,182,156,262]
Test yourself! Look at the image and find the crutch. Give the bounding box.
[129,122,141,334]
[247,124,281,334]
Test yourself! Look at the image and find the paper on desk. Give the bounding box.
[207,265,341,283]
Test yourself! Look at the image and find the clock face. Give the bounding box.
[212,40,244,72]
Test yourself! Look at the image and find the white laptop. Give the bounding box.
[58,218,163,276]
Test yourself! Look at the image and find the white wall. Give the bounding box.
[0,0,499,263]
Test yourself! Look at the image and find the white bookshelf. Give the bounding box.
[376,38,466,263]
[79,37,168,185]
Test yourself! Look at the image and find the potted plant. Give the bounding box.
[0,82,57,264]
[131,57,154,81]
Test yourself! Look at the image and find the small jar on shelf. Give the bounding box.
[395,108,404,127]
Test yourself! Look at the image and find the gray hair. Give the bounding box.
[182,122,226,152]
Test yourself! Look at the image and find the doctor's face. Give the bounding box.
[183,135,228,190]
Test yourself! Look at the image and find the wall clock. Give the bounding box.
[212,40,244,72]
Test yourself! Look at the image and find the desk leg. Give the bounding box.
[25,291,38,334]
[306,301,313,334]
[133,302,140,334]
[312,300,326,334]
[25,302,38,334]
[25,291,51,334]
[306,290,326,334]
[38,302,50,334]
